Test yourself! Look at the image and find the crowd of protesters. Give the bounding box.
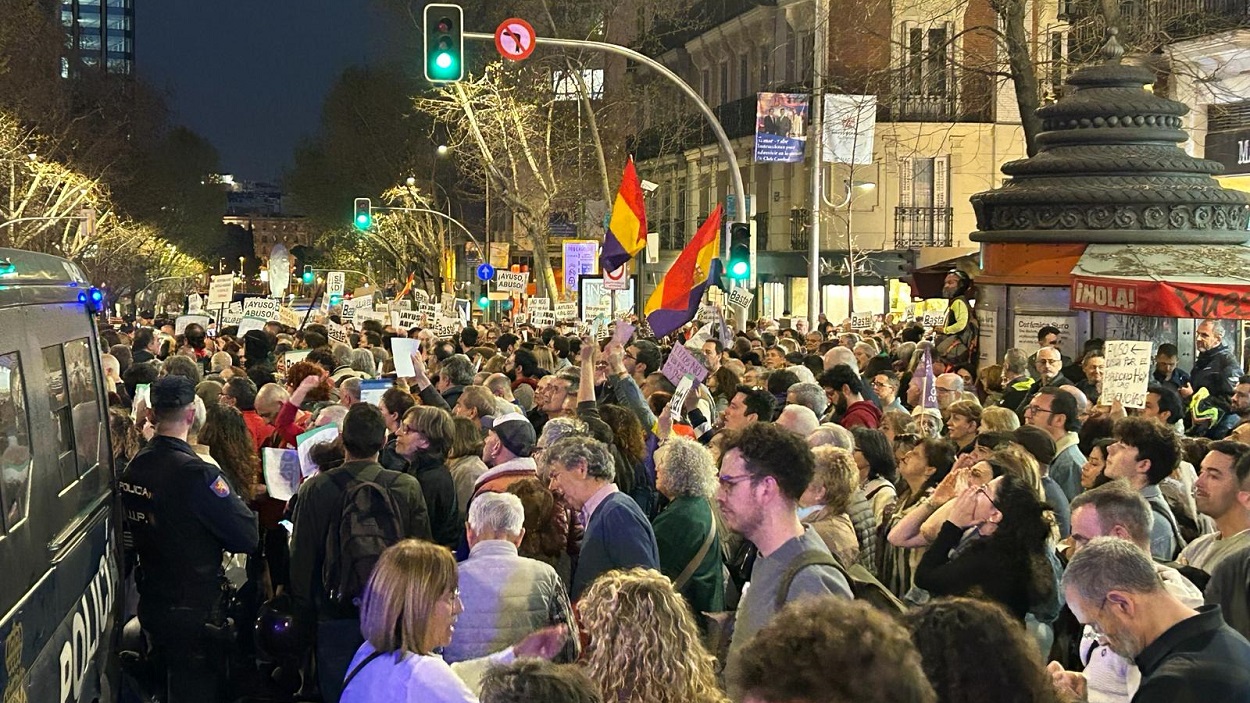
[108,300,1250,703]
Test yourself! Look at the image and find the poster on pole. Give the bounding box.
[754,92,809,163]
[495,271,529,293]
[208,274,234,307]
[822,94,877,165]
[1102,340,1153,409]
[562,240,599,292]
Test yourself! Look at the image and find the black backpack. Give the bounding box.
[779,549,908,616]
[322,468,405,618]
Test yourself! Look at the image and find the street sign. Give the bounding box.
[604,264,629,291]
[477,263,496,281]
[494,18,536,61]
[326,271,346,297]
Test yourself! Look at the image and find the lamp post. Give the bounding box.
[824,179,875,317]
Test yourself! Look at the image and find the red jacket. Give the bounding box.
[840,399,883,430]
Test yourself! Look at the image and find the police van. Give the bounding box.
[0,248,122,702]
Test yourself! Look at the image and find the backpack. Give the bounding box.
[778,549,907,616]
[1147,497,1188,561]
[322,468,406,618]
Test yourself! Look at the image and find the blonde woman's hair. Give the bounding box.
[358,539,457,656]
[531,346,555,372]
[809,446,859,514]
[579,569,728,703]
[981,406,1020,433]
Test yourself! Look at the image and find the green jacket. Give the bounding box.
[652,496,725,620]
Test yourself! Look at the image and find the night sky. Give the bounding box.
[136,1,405,182]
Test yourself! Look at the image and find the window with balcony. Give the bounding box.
[896,21,956,121]
[895,155,952,248]
[720,61,730,104]
[739,54,750,98]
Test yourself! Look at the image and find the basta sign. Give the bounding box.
[1071,274,1250,320]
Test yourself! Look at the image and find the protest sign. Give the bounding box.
[391,338,420,377]
[419,302,439,319]
[529,297,551,311]
[262,448,302,502]
[851,312,873,329]
[728,288,754,310]
[922,311,946,328]
[434,316,460,338]
[396,310,422,330]
[454,299,471,322]
[662,343,710,386]
[208,274,234,307]
[220,301,244,327]
[174,315,209,336]
[411,289,430,304]
[277,349,310,376]
[669,374,695,418]
[698,306,717,323]
[555,302,578,320]
[236,317,266,336]
[327,322,348,345]
[296,424,337,479]
[495,271,528,293]
[278,306,302,329]
[611,321,636,346]
[531,311,556,329]
[355,310,385,325]
[243,297,281,322]
[1102,340,1153,409]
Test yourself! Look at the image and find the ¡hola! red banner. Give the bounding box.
[1070,275,1250,320]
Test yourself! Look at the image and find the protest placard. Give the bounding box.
[419,302,439,318]
[174,315,209,336]
[355,310,385,325]
[728,288,754,310]
[1102,340,1153,409]
[495,271,528,293]
[530,297,551,311]
[276,349,310,376]
[434,316,460,338]
[411,289,430,304]
[922,311,946,328]
[278,306,302,329]
[555,302,578,320]
[236,317,266,336]
[531,311,556,329]
[391,338,420,377]
[611,321,636,346]
[262,448,302,502]
[208,274,234,307]
[669,374,695,418]
[220,301,244,327]
[243,297,280,322]
[851,312,873,329]
[327,322,348,345]
[296,424,337,479]
[396,310,422,330]
[698,306,717,323]
[662,343,710,386]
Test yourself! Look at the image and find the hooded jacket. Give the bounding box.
[839,399,883,430]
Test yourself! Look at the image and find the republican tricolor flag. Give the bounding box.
[644,204,723,339]
[600,157,647,273]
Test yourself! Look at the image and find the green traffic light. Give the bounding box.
[477,296,489,309]
[355,213,370,229]
[730,260,750,278]
[436,52,453,70]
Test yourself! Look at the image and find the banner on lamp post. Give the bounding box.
[822,94,877,165]
[754,92,809,163]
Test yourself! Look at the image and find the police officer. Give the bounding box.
[120,375,258,703]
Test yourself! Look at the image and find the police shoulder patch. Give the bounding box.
[209,475,232,498]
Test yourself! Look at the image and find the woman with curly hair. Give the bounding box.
[904,597,1060,703]
[652,437,724,624]
[913,473,1056,621]
[596,404,655,513]
[578,569,727,703]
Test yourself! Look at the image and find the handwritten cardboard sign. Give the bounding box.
[530,297,550,311]
[662,343,710,386]
[277,306,302,329]
[1102,340,1153,409]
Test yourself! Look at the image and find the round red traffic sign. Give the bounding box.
[494,18,536,61]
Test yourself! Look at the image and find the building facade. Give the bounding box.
[634,0,1074,320]
[60,0,134,77]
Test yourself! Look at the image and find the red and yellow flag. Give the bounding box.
[600,157,647,273]
[644,204,723,339]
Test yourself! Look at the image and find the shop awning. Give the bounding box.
[1069,243,1250,319]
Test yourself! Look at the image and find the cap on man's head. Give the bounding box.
[150,375,198,410]
[1013,425,1057,466]
[484,412,537,457]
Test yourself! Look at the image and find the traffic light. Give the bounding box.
[424,3,464,83]
[302,265,314,285]
[728,222,751,281]
[329,293,342,307]
[353,198,372,231]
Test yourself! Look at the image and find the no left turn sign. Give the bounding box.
[494,18,536,61]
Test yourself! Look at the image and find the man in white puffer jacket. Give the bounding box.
[1049,481,1204,703]
[442,492,578,663]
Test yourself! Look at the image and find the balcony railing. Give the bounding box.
[1068,0,1250,56]
[790,208,810,250]
[894,206,953,248]
[891,92,958,122]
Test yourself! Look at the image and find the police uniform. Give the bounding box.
[120,377,258,703]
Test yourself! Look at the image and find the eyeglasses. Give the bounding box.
[976,484,1001,511]
[1023,405,1054,416]
[717,473,758,490]
[1084,595,1111,640]
[397,424,420,436]
[871,381,894,390]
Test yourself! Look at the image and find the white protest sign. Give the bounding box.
[390,299,413,311]
[174,315,210,336]
[278,306,302,329]
[419,302,439,319]
[851,312,873,329]
[327,322,349,345]
[220,301,244,327]
[391,338,420,377]
[262,448,302,502]
[208,274,234,307]
[531,311,556,329]
[728,288,754,310]
[669,374,695,418]
[922,311,946,328]
[434,316,460,338]
[1102,340,1153,409]
[277,349,311,376]
[355,310,385,325]
[236,316,267,336]
[411,289,430,304]
[662,343,710,386]
[555,302,578,320]
[296,424,338,479]
[397,311,422,330]
[326,271,346,297]
[243,297,281,322]
[495,271,528,293]
[530,297,551,311]
[698,306,718,323]
[454,299,471,322]
[187,294,204,315]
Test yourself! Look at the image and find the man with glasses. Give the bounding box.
[1025,387,1085,501]
[870,371,905,415]
[934,373,964,417]
[1055,538,1250,703]
[718,423,851,690]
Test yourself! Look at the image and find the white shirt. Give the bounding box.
[341,642,514,703]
